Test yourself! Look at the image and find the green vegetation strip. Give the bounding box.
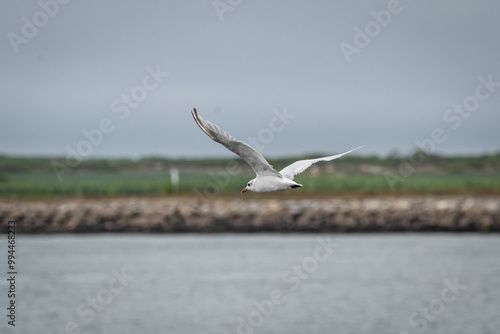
[0,172,499,198]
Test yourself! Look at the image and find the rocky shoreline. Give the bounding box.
[1,195,499,233]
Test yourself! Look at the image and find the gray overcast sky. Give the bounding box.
[1,0,499,159]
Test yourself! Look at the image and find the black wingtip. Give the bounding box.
[191,108,198,121]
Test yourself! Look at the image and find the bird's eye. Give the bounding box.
[247,182,251,187]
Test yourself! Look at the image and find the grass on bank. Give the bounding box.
[0,171,499,199]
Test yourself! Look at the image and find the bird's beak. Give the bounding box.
[241,188,248,194]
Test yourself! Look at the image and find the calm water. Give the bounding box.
[1,234,499,334]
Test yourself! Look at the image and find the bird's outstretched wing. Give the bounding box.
[191,108,280,177]
[279,146,364,180]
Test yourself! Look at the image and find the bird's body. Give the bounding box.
[245,175,302,193]
[191,108,362,194]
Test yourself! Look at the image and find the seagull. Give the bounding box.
[191,108,363,193]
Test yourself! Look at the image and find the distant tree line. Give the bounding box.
[0,150,499,174]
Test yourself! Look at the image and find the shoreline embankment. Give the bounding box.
[1,195,499,233]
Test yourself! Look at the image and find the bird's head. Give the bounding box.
[241,179,255,194]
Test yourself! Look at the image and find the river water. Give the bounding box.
[1,234,499,334]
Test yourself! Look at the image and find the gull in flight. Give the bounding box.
[191,108,363,193]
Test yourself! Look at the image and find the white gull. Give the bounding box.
[191,108,363,193]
